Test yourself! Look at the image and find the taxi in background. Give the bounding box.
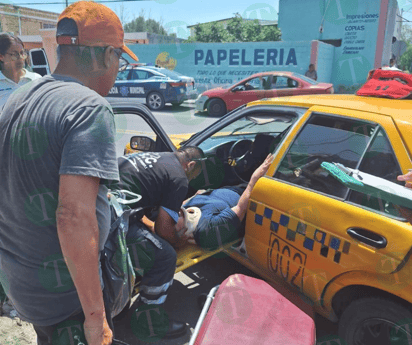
[114,87,412,345]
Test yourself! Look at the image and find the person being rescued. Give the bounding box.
[175,154,274,250]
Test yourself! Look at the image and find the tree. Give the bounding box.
[188,14,281,43]
[123,10,170,36]
[114,3,129,26]
[400,44,412,71]
[401,24,412,46]
[186,22,228,43]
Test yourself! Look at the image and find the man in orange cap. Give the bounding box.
[0,1,138,345]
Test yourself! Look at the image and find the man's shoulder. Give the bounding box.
[38,75,111,108]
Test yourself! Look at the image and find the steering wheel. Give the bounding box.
[228,139,255,183]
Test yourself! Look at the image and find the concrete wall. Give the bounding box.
[127,41,323,93]
[279,0,398,87]
[317,41,335,83]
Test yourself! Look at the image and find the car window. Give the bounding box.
[295,73,318,85]
[287,78,298,88]
[244,77,263,90]
[272,77,289,89]
[348,128,403,217]
[114,111,169,155]
[130,69,149,80]
[274,114,376,198]
[197,108,307,153]
[116,70,130,81]
[262,76,272,90]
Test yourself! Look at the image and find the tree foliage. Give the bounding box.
[124,9,173,36]
[401,24,412,46]
[187,14,281,43]
[400,44,412,71]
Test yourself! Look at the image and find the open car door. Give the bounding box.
[29,48,50,76]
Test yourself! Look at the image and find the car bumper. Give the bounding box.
[195,95,209,111]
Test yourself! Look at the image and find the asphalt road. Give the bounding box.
[112,101,339,345]
[112,100,217,157]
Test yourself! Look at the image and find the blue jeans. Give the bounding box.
[126,222,176,305]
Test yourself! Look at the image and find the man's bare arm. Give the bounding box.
[57,174,112,344]
[155,207,187,248]
[232,154,274,221]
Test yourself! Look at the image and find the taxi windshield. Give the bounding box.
[198,107,307,153]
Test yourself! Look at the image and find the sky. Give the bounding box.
[4,0,412,38]
[1,0,279,39]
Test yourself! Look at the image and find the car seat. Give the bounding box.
[287,78,296,88]
[262,78,271,90]
[250,134,276,168]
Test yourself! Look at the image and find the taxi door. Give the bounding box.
[244,106,412,310]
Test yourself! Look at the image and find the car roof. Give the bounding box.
[251,71,295,78]
[251,94,411,119]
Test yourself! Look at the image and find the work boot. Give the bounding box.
[130,302,187,341]
[164,319,187,339]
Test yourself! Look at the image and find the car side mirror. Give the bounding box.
[232,86,243,92]
[130,136,156,152]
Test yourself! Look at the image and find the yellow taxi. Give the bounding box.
[111,93,412,345]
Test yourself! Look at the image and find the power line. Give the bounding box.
[397,13,412,23]
[2,0,151,5]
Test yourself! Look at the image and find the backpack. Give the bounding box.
[101,190,141,317]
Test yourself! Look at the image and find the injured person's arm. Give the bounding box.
[231,153,274,222]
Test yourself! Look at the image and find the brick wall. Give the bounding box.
[0,5,58,36]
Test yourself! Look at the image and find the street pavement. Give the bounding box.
[112,101,338,345]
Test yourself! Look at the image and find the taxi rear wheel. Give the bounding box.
[207,98,226,117]
[147,92,165,110]
[338,297,412,345]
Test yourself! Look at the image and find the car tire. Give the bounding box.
[338,297,412,345]
[146,92,165,111]
[207,98,227,117]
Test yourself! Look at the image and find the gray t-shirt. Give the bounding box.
[0,75,119,326]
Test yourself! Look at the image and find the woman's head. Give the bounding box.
[0,33,26,72]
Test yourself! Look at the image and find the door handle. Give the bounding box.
[347,228,387,249]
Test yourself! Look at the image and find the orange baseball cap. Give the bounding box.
[56,1,138,61]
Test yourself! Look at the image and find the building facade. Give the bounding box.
[0,4,58,36]
[278,0,400,87]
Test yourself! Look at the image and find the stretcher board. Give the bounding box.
[133,239,241,295]
[191,274,316,345]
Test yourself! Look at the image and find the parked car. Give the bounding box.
[110,91,412,345]
[195,71,334,116]
[107,64,197,110]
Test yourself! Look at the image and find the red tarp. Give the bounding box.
[194,274,316,345]
[356,69,412,99]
